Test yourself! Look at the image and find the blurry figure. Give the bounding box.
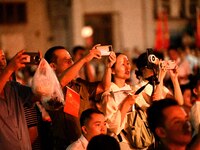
[72,46,96,82]
[87,134,120,150]
[181,84,193,115]
[182,45,198,75]
[66,108,107,150]
[190,75,200,136]
[167,46,192,85]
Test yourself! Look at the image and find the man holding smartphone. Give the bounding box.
[43,45,116,150]
[0,50,42,150]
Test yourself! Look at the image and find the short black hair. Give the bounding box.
[44,46,66,63]
[80,108,104,127]
[147,98,178,139]
[87,134,120,150]
[72,46,86,55]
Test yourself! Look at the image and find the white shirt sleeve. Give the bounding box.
[100,93,126,135]
[190,102,200,135]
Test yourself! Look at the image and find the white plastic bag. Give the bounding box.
[32,58,64,110]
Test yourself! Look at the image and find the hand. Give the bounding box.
[169,65,179,80]
[106,51,116,68]
[84,44,101,62]
[124,94,137,106]
[158,66,167,81]
[8,50,27,71]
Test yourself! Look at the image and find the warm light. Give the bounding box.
[81,26,93,38]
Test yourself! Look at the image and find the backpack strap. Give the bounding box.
[132,109,138,128]
[117,129,128,142]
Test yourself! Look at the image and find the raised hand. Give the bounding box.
[8,50,27,71]
[106,51,116,68]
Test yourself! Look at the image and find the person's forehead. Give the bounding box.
[117,54,129,62]
[89,113,105,122]
[55,49,71,58]
[163,106,186,121]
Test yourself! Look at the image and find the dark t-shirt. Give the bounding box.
[0,81,33,150]
[46,78,100,150]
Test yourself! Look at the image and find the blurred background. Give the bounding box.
[0,0,200,59]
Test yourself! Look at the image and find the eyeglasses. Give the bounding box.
[65,58,73,65]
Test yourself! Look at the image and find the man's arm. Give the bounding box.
[0,50,26,93]
[59,49,101,88]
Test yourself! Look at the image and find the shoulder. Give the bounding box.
[66,140,81,150]
[66,135,88,150]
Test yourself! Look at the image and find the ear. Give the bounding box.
[49,63,56,71]
[155,127,166,138]
[81,126,87,134]
[193,88,198,96]
[111,69,115,75]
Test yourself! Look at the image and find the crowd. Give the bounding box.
[0,43,200,150]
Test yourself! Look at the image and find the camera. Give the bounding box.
[23,52,41,65]
[96,45,113,56]
[159,60,176,70]
[147,49,176,70]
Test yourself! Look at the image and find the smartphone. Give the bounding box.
[23,52,41,65]
[96,45,113,56]
[160,60,176,70]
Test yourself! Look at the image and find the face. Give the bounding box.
[168,49,178,61]
[83,113,107,141]
[161,106,192,145]
[112,54,131,80]
[142,67,154,79]
[53,49,74,76]
[183,89,192,107]
[0,50,7,71]
[74,49,85,61]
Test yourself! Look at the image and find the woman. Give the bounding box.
[98,53,147,150]
[134,52,183,108]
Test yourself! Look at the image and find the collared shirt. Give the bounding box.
[66,135,88,150]
[99,82,134,143]
[0,81,33,150]
[135,80,169,108]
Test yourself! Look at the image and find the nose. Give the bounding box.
[183,120,192,132]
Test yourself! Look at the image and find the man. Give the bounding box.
[0,50,40,150]
[43,45,115,149]
[66,108,107,150]
[147,98,192,150]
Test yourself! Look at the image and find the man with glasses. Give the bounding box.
[43,45,115,150]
